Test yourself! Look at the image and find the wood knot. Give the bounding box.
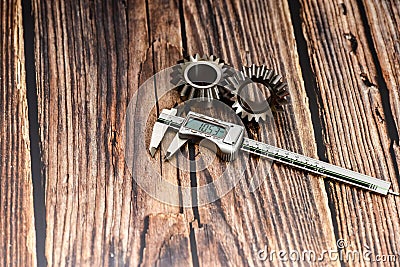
[360,73,376,87]
[344,33,358,52]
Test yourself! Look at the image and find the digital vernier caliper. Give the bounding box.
[149,108,399,196]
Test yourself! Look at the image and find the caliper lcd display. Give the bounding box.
[185,117,226,138]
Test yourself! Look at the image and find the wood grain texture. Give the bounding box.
[298,0,400,264]
[183,0,338,265]
[361,0,400,205]
[32,0,194,265]
[140,214,192,266]
[361,0,400,134]
[28,0,400,266]
[0,0,36,266]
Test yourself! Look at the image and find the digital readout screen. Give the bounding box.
[184,117,226,138]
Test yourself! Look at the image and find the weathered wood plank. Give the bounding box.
[183,0,338,265]
[33,0,195,265]
[32,0,146,265]
[361,0,400,216]
[0,0,36,265]
[30,0,400,266]
[135,0,195,265]
[298,0,400,264]
[361,0,400,135]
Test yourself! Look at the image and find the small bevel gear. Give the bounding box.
[170,54,233,101]
[227,64,289,122]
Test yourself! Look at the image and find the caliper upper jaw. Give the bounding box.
[149,108,178,157]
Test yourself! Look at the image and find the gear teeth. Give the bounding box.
[274,82,287,92]
[206,89,211,101]
[199,88,205,99]
[213,57,220,64]
[233,102,243,113]
[180,84,189,96]
[271,74,282,85]
[241,66,247,77]
[189,87,196,99]
[229,76,239,87]
[238,71,245,81]
[277,90,289,98]
[248,113,255,121]
[212,87,220,99]
[259,65,266,78]
[204,88,215,101]
[226,73,244,94]
[261,112,267,121]
[171,54,233,101]
[190,54,199,62]
[264,69,274,81]
[256,65,261,78]
[227,64,290,122]
[219,152,237,161]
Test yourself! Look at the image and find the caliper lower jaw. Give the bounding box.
[149,108,178,157]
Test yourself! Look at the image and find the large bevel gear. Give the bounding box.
[170,54,233,101]
[227,64,289,122]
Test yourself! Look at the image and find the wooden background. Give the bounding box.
[1,0,399,266]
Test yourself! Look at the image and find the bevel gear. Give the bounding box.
[170,54,233,101]
[227,64,289,122]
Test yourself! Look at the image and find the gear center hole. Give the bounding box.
[238,83,271,113]
[186,63,219,88]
